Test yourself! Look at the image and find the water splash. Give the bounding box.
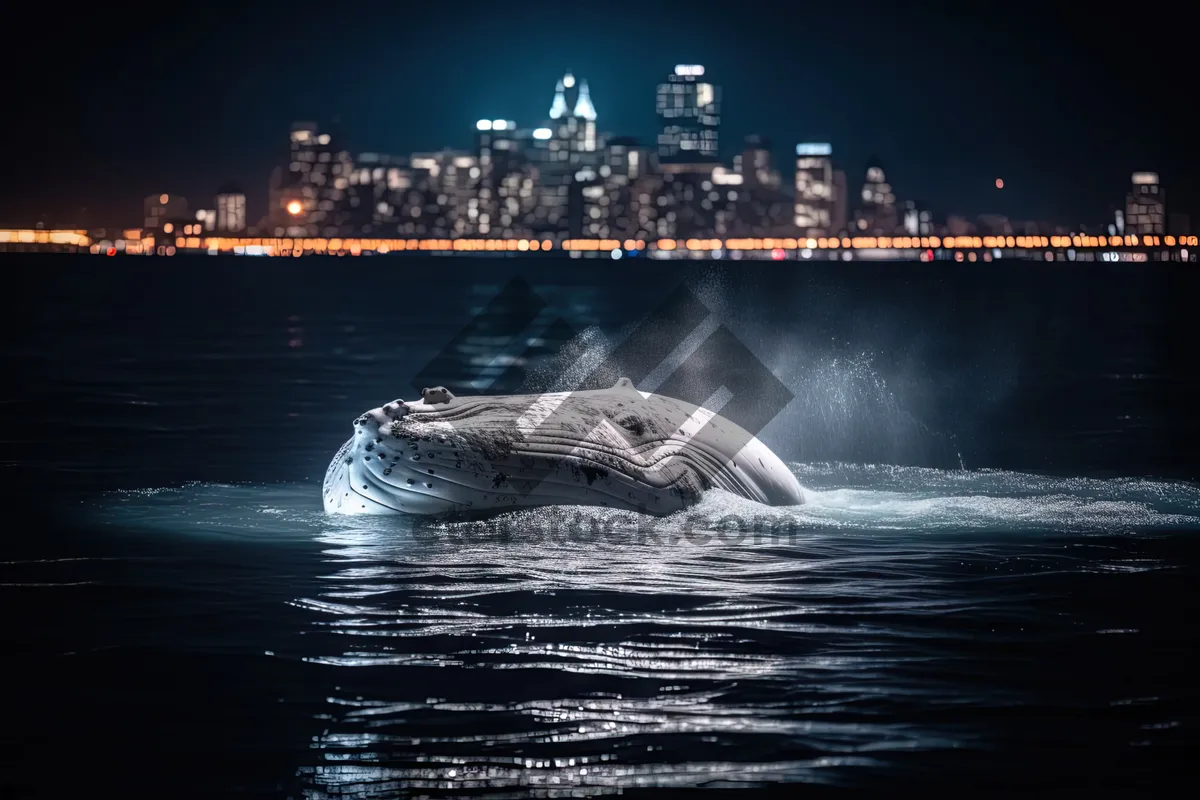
[519,325,614,393]
[88,463,1200,542]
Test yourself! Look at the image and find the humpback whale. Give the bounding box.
[323,377,803,516]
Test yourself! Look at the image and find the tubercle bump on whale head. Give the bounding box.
[358,398,411,428]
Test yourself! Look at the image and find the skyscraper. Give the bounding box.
[535,71,603,238]
[587,136,657,239]
[1124,172,1165,236]
[793,143,834,235]
[902,199,932,236]
[656,65,720,163]
[853,156,898,235]
[474,120,532,237]
[831,169,848,235]
[215,182,246,232]
[546,71,597,152]
[741,135,779,190]
[274,122,353,235]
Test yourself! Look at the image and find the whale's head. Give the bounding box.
[322,391,459,515]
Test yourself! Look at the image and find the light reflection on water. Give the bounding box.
[83,465,1200,795]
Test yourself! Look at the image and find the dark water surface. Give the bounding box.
[2,255,1199,797]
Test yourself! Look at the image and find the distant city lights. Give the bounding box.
[4,228,1197,264]
[8,65,1186,255]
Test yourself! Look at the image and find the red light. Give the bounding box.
[770,248,786,260]
[106,247,116,256]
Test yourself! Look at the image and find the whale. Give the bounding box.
[322,377,803,516]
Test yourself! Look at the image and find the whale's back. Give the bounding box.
[324,378,802,515]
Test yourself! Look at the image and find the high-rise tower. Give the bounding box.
[656,65,720,163]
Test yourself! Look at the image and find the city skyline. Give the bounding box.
[23,63,1187,246]
[3,0,1194,228]
[9,63,1192,240]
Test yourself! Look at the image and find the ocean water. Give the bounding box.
[2,256,1199,797]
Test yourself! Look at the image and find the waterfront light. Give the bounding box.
[1,230,1180,260]
[286,200,303,216]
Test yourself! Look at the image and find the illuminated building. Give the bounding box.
[583,136,657,239]
[388,155,452,239]
[729,178,792,237]
[194,209,216,232]
[404,150,477,238]
[345,153,411,235]
[831,170,848,234]
[527,128,570,237]
[544,71,598,153]
[143,193,188,229]
[448,151,481,237]
[793,142,834,235]
[214,182,247,232]
[272,122,354,236]
[853,156,899,235]
[474,120,536,238]
[657,170,739,239]
[1124,172,1165,235]
[628,174,665,241]
[739,135,780,190]
[656,65,720,163]
[902,200,933,236]
[531,71,604,239]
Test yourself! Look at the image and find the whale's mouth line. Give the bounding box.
[324,380,804,517]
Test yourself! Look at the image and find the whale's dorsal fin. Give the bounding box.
[421,386,455,405]
[610,377,641,397]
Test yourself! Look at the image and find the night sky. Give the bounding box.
[3,0,1193,228]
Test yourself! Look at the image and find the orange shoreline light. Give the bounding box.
[1,230,1197,257]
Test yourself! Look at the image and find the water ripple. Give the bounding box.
[76,465,1200,795]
